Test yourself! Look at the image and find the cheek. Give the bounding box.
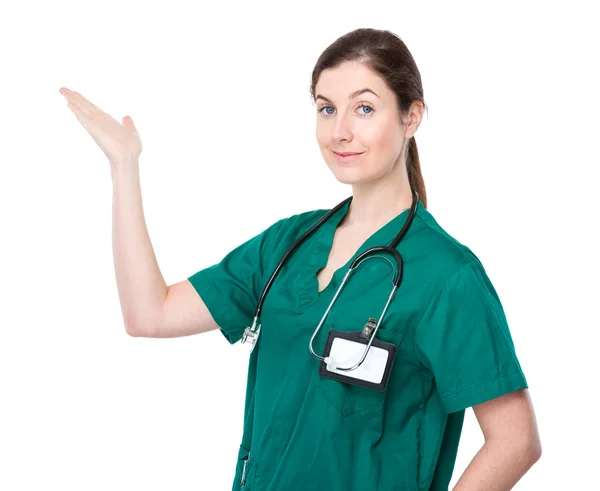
[315,124,328,146]
[361,122,397,154]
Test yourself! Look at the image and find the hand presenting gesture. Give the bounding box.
[60,87,142,168]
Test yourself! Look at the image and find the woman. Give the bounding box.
[60,27,541,491]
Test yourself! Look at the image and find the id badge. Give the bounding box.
[318,329,397,391]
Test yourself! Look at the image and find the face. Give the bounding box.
[314,60,413,185]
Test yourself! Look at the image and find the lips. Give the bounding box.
[334,151,363,156]
[333,151,364,163]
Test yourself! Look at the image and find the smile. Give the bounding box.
[333,151,364,163]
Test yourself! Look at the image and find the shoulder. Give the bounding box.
[260,209,329,253]
[266,207,331,241]
[410,203,486,284]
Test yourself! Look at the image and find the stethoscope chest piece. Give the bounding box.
[241,317,261,353]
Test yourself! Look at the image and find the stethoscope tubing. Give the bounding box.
[243,189,420,369]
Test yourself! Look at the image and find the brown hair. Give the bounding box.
[310,28,429,208]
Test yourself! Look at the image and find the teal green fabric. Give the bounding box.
[188,200,528,491]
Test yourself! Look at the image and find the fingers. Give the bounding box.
[61,87,98,110]
[60,87,99,119]
[67,101,90,126]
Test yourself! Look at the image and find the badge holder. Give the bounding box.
[318,318,397,392]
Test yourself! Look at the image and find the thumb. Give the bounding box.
[122,115,138,133]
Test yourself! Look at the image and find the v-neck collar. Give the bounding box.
[295,199,424,311]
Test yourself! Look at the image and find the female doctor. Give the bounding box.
[60,27,541,491]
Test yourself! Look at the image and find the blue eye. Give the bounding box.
[318,104,375,118]
[319,106,336,116]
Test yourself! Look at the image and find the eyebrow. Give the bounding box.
[315,88,380,104]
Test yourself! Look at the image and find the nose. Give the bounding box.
[331,111,354,143]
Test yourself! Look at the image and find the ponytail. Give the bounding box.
[406,137,427,208]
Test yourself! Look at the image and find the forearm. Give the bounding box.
[452,439,540,491]
[111,161,167,335]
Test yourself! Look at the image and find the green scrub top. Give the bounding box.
[187,199,528,491]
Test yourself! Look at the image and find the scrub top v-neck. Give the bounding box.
[295,199,415,311]
[187,199,529,491]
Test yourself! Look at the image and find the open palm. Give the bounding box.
[60,87,142,165]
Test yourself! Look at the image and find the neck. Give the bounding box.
[343,175,414,228]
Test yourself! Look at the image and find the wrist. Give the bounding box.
[110,159,140,180]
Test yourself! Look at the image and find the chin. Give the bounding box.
[330,167,369,185]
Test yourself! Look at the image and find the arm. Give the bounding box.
[111,163,167,335]
[111,163,220,338]
[452,388,542,491]
[60,88,217,338]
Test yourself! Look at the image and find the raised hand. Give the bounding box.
[60,87,142,167]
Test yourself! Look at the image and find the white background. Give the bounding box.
[1,0,598,489]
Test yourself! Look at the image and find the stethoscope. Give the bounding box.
[241,189,419,371]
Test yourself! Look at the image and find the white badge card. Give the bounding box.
[318,330,397,391]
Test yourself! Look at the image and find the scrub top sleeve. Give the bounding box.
[187,217,288,345]
[414,259,528,414]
